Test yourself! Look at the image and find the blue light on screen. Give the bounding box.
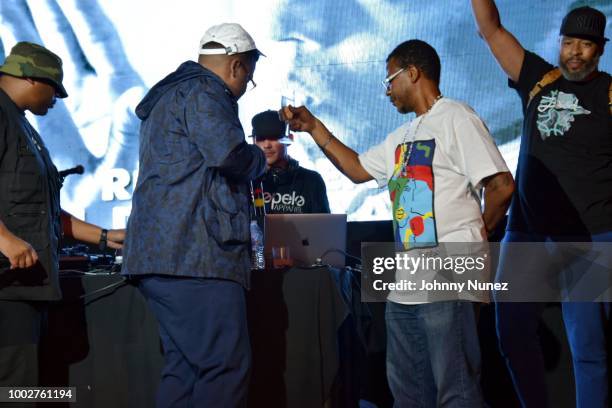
[1,0,610,227]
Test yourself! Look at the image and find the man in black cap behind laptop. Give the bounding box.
[251,110,330,214]
[471,2,611,407]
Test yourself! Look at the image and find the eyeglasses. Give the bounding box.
[381,67,406,92]
[248,78,257,92]
[241,63,257,92]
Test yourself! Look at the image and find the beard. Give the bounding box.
[558,53,600,81]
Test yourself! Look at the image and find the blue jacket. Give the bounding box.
[122,61,265,288]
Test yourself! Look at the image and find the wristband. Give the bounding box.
[99,229,108,251]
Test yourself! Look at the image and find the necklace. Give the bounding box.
[401,94,443,173]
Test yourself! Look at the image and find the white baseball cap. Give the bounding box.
[199,23,265,56]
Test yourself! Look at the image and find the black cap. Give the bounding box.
[560,6,609,42]
[250,110,287,139]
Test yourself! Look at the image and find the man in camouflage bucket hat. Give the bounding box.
[0,41,124,387]
[0,41,68,98]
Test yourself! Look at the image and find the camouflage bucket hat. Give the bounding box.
[0,41,68,98]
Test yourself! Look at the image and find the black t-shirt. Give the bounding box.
[258,158,330,214]
[508,50,612,235]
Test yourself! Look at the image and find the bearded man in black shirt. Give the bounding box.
[471,2,612,407]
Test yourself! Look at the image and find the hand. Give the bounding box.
[0,232,39,269]
[106,229,126,250]
[1,0,145,216]
[279,105,319,134]
[480,226,489,241]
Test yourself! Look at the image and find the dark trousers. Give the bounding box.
[137,276,251,408]
[496,231,612,408]
[0,300,43,408]
[0,300,42,386]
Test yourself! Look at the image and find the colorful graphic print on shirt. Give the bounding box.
[536,90,591,140]
[388,139,438,250]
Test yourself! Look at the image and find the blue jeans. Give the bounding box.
[496,231,612,408]
[385,301,483,408]
[138,276,251,408]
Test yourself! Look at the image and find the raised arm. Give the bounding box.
[471,0,525,82]
[279,106,373,184]
[217,141,265,181]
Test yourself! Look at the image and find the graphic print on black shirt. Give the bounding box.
[535,89,591,140]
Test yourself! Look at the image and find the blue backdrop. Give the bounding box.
[1,0,610,227]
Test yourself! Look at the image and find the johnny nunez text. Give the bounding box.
[372,279,508,292]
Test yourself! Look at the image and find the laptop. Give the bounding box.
[264,214,347,268]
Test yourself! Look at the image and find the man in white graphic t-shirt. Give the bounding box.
[281,39,514,407]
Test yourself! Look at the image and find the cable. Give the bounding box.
[59,268,120,276]
[316,248,362,266]
[79,277,127,300]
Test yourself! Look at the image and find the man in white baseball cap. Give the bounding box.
[195,22,265,97]
[123,22,266,407]
[199,23,265,57]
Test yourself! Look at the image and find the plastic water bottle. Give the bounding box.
[250,181,266,269]
[250,220,265,269]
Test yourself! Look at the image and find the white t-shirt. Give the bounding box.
[359,97,509,303]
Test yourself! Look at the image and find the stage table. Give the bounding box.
[247,266,350,408]
[40,266,364,407]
